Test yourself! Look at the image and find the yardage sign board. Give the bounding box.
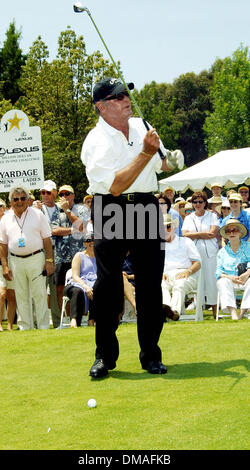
[0,109,44,192]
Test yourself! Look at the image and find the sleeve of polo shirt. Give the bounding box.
[39,211,52,239]
[81,135,117,193]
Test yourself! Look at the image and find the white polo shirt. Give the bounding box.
[164,236,201,272]
[81,117,166,194]
[0,207,51,255]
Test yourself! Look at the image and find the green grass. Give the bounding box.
[0,313,249,450]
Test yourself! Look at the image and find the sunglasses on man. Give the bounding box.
[59,191,72,197]
[41,190,52,195]
[103,91,130,101]
[12,196,27,202]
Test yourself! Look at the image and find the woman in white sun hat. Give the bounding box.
[216,219,250,320]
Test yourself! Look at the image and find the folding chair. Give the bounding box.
[58,269,88,328]
[216,284,250,321]
[179,269,203,321]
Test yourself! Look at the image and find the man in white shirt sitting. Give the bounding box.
[162,214,201,321]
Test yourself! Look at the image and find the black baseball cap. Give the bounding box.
[93,77,134,103]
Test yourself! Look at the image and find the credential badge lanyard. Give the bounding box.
[14,209,29,247]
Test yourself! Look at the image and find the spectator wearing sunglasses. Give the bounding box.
[162,214,201,321]
[51,184,90,312]
[238,186,249,208]
[220,193,250,243]
[216,219,250,320]
[182,191,220,318]
[81,77,184,378]
[33,180,61,328]
[0,186,53,330]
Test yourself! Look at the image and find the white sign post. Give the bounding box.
[0,109,44,192]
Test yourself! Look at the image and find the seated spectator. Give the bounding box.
[220,193,250,242]
[216,219,250,320]
[63,232,97,327]
[161,214,201,321]
[0,186,54,330]
[182,191,219,318]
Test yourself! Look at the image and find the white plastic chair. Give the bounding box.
[58,269,88,328]
[179,269,203,321]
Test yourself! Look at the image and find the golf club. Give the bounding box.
[73,2,144,119]
[73,2,168,161]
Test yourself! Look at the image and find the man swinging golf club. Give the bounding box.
[81,77,184,378]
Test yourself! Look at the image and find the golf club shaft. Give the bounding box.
[84,9,144,119]
[75,5,164,159]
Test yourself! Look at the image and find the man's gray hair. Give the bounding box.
[9,186,30,201]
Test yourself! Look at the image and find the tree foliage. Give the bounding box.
[204,45,250,155]
[16,28,119,200]
[135,71,213,168]
[0,21,26,103]
[171,71,213,166]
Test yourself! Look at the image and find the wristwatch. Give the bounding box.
[66,208,71,213]
[46,258,54,263]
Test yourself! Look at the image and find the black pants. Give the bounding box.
[92,193,165,367]
[63,284,95,326]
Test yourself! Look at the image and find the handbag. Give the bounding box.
[237,262,248,276]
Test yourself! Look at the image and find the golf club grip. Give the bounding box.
[142,119,165,161]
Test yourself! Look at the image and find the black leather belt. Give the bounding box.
[95,192,154,202]
[10,249,43,258]
[121,192,154,202]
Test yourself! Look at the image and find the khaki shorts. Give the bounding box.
[0,265,14,290]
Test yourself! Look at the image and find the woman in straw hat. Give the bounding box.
[216,219,250,320]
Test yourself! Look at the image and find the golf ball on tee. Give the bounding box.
[88,398,97,408]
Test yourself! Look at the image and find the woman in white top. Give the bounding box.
[182,191,219,318]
